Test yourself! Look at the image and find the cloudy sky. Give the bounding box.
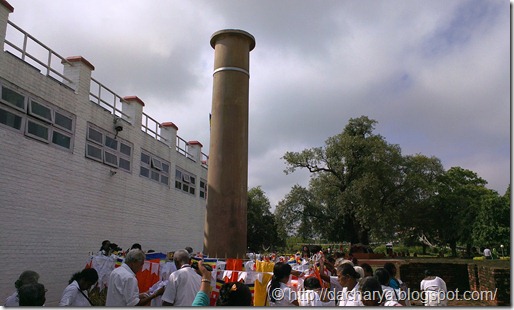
[6,0,510,207]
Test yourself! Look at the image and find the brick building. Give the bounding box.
[0,0,208,305]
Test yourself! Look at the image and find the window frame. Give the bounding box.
[140,150,170,186]
[199,179,207,199]
[0,85,26,112]
[0,83,76,152]
[0,105,25,133]
[85,123,132,172]
[175,167,197,196]
[28,99,53,123]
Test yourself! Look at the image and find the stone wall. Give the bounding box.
[399,261,510,306]
[475,265,510,306]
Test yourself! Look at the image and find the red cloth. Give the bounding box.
[224,258,243,282]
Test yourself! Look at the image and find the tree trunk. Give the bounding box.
[359,229,370,245]
[422,244,427,255]
[450,240,457,257]
[466,243,472,258]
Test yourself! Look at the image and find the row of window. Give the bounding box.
[0,82,207,199]
[86,123,206,198]
[0,84,75,151]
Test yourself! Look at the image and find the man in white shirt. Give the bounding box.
[162,249,201,306]
[105,249,163,306]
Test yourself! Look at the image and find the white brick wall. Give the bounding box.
[0,22,207,306]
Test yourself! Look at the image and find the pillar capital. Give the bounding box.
[210,29,255,51]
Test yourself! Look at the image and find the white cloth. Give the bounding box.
[384,300,403,306]
[267,282,297,306]
[59,280,91,306]
[105,263,140,307]
[149,280,168,307]
[420,276,447,306]
[329,275,344,296]
[161,265,201,306]
[338,283,363,306]
[91,254,116,290]
[382,285,399,301]
[4,291,19,306]
[484,248,492,257]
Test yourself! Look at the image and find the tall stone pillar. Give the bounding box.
[204,29,255,258]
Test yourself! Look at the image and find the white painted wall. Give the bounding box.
[0,2,207,305]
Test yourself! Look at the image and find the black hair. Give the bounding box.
[18,283,46,306]
[383,262,396,277]
[14,271,39,289]
[302,246,311,257]
[360,263,373,276]
[216,282,252,306]
[424,269,433,277]
[268,262,292,302]
[303,277,322,290]
[359,276,383,306]
[69,268,99,285]
[130,243,142,250]
[337,263,361,280]
[100,240,110,251]
[374,267,390,286]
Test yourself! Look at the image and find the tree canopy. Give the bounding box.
[247,186,285,252]
[277,115,509,254]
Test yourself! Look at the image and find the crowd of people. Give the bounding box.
[4,242,451,307]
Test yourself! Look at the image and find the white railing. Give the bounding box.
[142,112,167,142]
[89,77,128,119]
[4,21,73,83]
[176,135,195,160]
[3,20,207,166]
[201,152,209,169]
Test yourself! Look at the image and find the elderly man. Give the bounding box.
[162,249,201,306]
[105,249,164,306]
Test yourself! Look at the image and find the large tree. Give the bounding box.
[472,187,510,251]
[396,154,445,252]
[247,186,284,252]
[282,116,412,244]
[433,167,489,257]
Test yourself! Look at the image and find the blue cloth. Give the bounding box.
[389,278,400,289]
[192,291,210,306]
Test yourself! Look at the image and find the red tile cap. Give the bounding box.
[0,0,14,13]
[160,122,178,130]
[188,141,203,147]
[63,56,95,71]
[123,96,145,107]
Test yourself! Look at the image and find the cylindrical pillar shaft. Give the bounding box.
[204,29,255,258]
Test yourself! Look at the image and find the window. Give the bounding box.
[140,150,170,186]
[199,179,207,199]
[26,118,50,142]
[0,83,75,151]
[86,123,132,172]
[0,107,24,131]
[29,100,53,123]
[175,168,196,195]
[1,85,26,111]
